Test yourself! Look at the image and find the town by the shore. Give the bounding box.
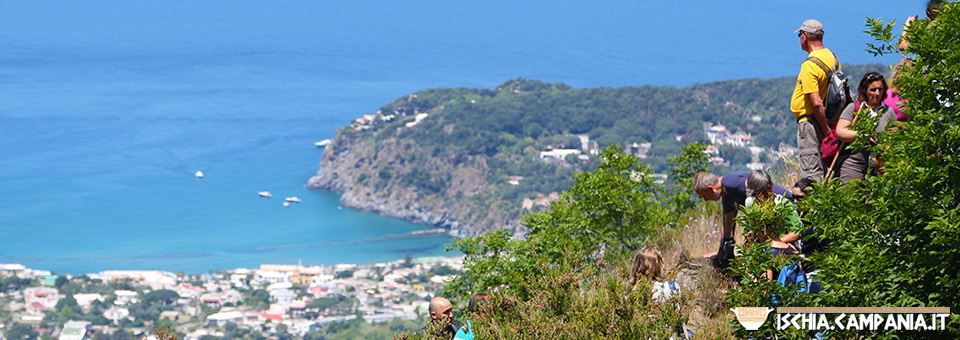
[0,256,462,340]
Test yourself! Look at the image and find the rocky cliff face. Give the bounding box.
[308,129,516,236]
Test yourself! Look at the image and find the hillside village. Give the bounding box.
[347,105,796,173]
[0,258,462,340]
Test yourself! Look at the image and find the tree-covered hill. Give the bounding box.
[308,63,888,235]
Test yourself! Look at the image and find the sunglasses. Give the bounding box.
[865,73,885,81]
[798,31,804,38]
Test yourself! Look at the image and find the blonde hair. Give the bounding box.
[630,246,665,285]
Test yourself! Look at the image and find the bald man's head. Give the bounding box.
[428,297,453,324]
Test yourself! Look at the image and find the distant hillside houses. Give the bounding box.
[705,124,753,147]
[626,142,652,159]
[2,257,464,340]
[404,113,429,128]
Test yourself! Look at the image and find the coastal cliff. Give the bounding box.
[307,127,511,236]
[308,69,886,235]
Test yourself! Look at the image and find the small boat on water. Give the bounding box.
[283,202,291,207]
[315,139,331,147]
[284,196,301,203]
[258,191,272,198]
[195,171,204,178]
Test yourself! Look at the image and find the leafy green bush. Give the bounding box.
[725,199,812,339]
[443,144,706,304]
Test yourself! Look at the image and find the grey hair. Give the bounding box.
[693,172,720,193]
[744,170,772,198]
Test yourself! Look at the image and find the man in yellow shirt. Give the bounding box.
[790,19,836,181]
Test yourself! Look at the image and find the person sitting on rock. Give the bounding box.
[629,245,694,338]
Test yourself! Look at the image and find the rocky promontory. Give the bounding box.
[307,70,887,236]
[307,124,516,236]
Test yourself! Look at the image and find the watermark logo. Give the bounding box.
[730,307,951,332]
[775,307,950,331]
[730,307,774,330]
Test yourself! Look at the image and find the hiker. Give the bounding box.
[898,0,947,52]
[885,58,913,122]
[419,296,460,340]
[629,246,677,301]
[744,171,803,256]
[834,72,899,182]
[694,171,791,267]
[467,293,491,316]
[789,177,815,203]
[450,293,490,340]
[629,246,693,339]
[791,19,837,181]
[743,170,803,279]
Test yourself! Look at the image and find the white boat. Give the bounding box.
[258,191,272,198]
[195,171,204,178]
[315,139,331,147]
[282,202,291,207]
[284,196,301,203]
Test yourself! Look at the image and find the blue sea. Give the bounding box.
[0,1,923,274]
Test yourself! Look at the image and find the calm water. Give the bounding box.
[0,1,923,274]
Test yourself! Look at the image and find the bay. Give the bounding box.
[0,0,923,274]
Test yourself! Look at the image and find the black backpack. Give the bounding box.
[713,237,736,270]
[806,52,852,121]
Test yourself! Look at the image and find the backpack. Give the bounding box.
[772,264,807,306]
[807,52,852,122]
[652,281,680,303]
[713,237,736,270]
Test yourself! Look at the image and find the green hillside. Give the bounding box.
[309,64,888,234]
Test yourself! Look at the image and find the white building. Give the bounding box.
[113,290,139,306]
[206,311,245,327]
[95,270,177,290]
[539,149,581,160]
[102,307,130,323]
[254,270,292,285]
[0,263,28,278]
[59,320,91,340]
[73,294,103,307]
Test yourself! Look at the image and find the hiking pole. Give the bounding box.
[825,103,865,179]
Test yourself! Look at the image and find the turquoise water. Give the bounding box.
[0,1,923,274]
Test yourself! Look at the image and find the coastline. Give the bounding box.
[306,133,474,238]
[0,255,464,279]
[0,255,464,339]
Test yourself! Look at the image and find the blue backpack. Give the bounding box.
[772,264,807,306]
